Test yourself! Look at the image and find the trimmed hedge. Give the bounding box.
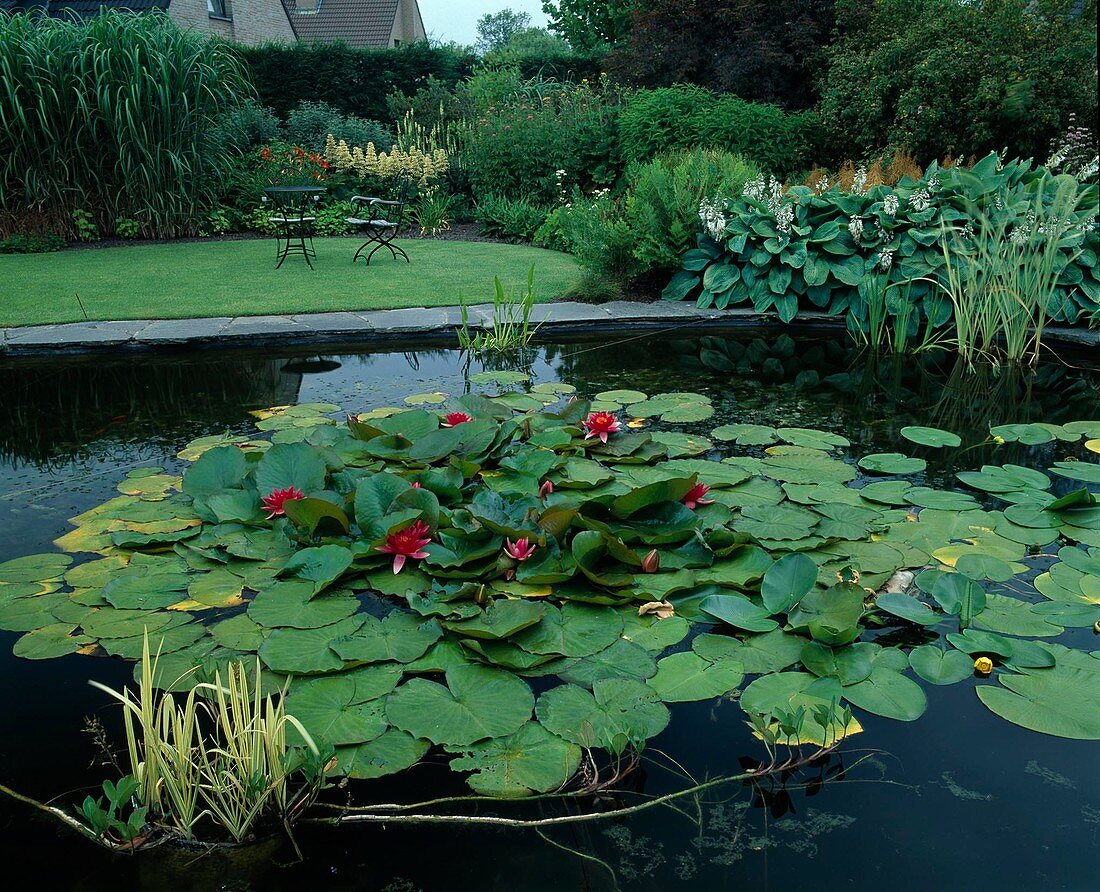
[235,42,477,123]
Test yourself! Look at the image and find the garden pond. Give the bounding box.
[0,330,1098,890]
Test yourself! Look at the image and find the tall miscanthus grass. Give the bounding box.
[0,10,252,239]
[933,174,1096,366]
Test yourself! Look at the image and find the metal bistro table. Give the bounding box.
[263,185,326,269]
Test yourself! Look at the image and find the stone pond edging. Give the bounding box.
[1,302,1097,356]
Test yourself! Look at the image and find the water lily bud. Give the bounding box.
[1094,620,1100,634]
[974,656,994,676]
[642,550,660,573]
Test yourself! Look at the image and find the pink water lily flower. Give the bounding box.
[681,482,714,510]
[441,411,473,428]
[538,480,554,499]
[377,520,432,574]
[504,537,537,562]
[261,486,304,519]
[582,411,622,444]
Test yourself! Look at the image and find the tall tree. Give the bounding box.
[542,0,637,50]
[476,9,532,55]
[608,0,835,109]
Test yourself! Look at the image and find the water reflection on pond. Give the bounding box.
[0,331,1097,891]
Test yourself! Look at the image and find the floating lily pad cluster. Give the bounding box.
[1,386,1099,797]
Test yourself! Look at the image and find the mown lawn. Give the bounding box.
[0,238,581,327]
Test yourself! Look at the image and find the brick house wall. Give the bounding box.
[167,0,296,44]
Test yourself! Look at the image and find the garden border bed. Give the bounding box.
[1,301,1096,358]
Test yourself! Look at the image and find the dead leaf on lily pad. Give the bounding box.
[638,601,675,620]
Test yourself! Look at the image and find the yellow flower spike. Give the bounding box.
[974,656,994,676]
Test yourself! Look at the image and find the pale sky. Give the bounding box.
[417,0,550,47]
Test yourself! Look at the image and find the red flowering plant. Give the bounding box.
[254,141,331,188]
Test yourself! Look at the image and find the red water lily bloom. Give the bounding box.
[261,486,304,519]
[411,481,422,489]
[441,411,473,428]
[376,520,432,574]
[538,480,554,499]
[582,411,622,444]
[681,482,714,510]
[504,538,537,562]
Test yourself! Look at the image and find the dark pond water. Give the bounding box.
[1,331,1098,891]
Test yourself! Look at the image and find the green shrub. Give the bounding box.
[476,195,552,242]
[536,194,637,286]
[210,99,281,154]
[666,154,1100,333]
[625,149,761,272]
[817,0,1098,164]
[618,87,815,176]
[464,78,621,205]
[284,100,394,153]
[0,232,66,254]
[114,218,141,238]
[617,85,712,166]
[0,11,251,239]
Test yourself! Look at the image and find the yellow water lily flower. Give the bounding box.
[974,656,994,676]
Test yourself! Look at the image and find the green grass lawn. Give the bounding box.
[0,238,581,327]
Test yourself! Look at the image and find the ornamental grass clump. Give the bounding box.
[87,633,328,846]
[0,11,251,239]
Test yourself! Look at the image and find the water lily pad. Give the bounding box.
[248,582,359,629]
[900,426,962,448]
[258,616,364,674]
[842,666,927,721]
[776,428,850,451]
[620,613,691,652]
[556,638,658,687]
[536,678,669,750]
[693,630,806,674]
[210,613,265,651]
[647,651,743,702]
[875,592,940,626]
[447,721,581,796]
[330,613,442,664]
[908,645,974,685]
[285,666,401,745]
[976,657,1100,739]
[712,423,779,446]
[335,730,430,779]
[513,603,623,657]
[385,664,533,746]
[700,593,778,633]
[0,554,72,585]
[12,624,92,660]
[858,453,927,475]
[627,392,714,423]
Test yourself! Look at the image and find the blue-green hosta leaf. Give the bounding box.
[447,722,581,796]
[386,664,533,746]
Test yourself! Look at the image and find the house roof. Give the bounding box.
[1,0,169,12]
[283,0,399,48]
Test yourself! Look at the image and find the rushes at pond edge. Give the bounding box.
[87,632,329,845]
[932,176,1089,366]
[458,264,544,354]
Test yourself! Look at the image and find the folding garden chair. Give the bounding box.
[347,176,411,265]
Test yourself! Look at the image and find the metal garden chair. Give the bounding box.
[347,176,411,265]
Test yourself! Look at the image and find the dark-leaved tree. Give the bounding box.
[608,0,835,109]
